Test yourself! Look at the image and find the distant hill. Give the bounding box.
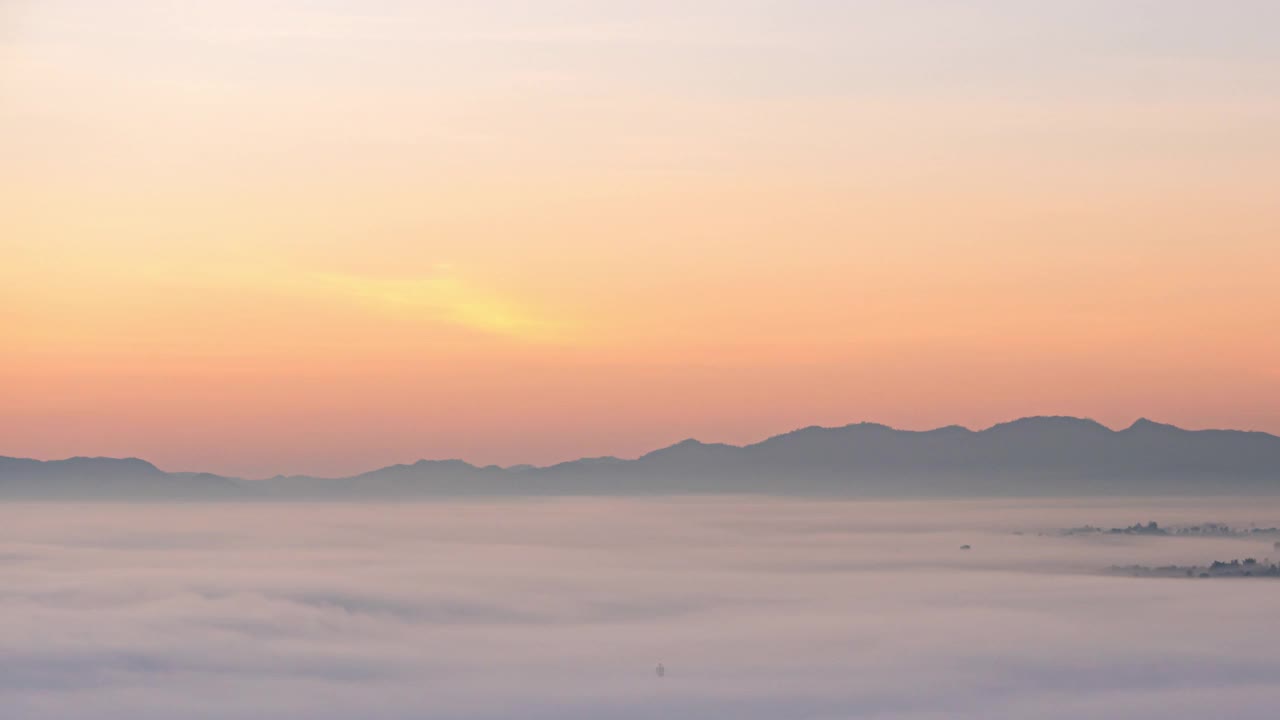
[0,456,240,500]
[4,417,1280,499]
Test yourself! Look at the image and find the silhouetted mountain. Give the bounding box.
[4,416,1280,499]
[0,456,239,500]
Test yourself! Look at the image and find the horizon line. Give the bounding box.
[5,414,1278,481]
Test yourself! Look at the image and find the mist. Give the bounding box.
[4,497,1280,719]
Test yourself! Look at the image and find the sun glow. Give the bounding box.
[310,269,567,342]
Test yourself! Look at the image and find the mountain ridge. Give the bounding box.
[4,416,1280,499]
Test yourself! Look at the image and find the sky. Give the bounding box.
[3,1,1279,477]
[6,497,1280,719]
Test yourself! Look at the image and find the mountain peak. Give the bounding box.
[638,437,739,462]
[410,458,476,471]
[984,416,1111,434]
[1125,417,1181,433]
[59,456,164,475]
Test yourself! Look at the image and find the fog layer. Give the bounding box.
[4,498,1280,719]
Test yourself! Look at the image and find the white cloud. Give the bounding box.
[3,497,1280,718]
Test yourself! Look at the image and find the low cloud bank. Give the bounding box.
[3,498,1280,719]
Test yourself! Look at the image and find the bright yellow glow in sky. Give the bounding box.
[3,1,1279,476]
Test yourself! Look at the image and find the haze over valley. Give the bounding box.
[7,497,1280,719]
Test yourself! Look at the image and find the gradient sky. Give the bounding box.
[3,1,1279,477]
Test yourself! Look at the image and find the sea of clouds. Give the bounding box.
[3,496,1280,719]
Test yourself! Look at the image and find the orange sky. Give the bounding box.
[3,1,1279,476]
